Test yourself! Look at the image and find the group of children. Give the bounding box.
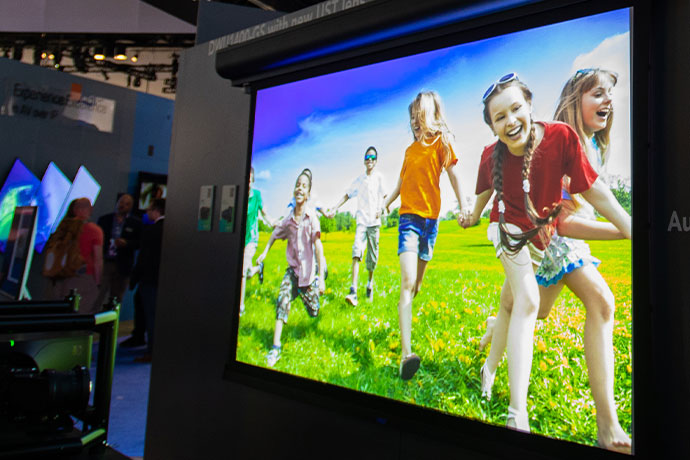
[240,68,631,453]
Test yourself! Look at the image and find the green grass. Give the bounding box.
[238,220,632,447]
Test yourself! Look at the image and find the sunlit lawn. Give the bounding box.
[237,220,632,447]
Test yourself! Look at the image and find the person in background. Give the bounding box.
[48,197,104,314]
[130,198,165,363]
[95,194,142,322]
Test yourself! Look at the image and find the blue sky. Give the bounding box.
[251,8,631,219]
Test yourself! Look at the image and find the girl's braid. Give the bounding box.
[494,123,561,253]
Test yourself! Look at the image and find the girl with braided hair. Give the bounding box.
[463,74,630,432]
[383,90,468,380]
[469,70,631,452]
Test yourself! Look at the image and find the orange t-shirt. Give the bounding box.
[399,136,458,219]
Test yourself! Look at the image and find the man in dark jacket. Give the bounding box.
[96,193,144,345]
[95,194,141,303]
[131,198,165,363]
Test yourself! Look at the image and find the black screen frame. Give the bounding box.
[222,1,650,458]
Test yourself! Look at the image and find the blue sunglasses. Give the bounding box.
[482,72,519,102]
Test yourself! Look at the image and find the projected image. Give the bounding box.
[52,166,101,234]
[0,159,40,253]
[237,8,632,452]
[138,182,167,211]
[32,162,72,253]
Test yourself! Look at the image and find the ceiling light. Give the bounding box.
[93,47,105,61]
[130,54,138,63]
[114,45,127,61]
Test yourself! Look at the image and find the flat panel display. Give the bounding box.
[32,162,72,253]
[51,166,101,234]
[0,159,40,254]
[0,206,37,300]
[236,7,632,453]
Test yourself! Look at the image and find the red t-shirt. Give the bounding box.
[79,222,103,276]
[475,122,598,249]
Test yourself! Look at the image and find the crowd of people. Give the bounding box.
[44,192,166,363]
[240,69,631,453]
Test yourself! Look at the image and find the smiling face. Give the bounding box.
[293,173,311,205]
[487,85,532,156]
[364,149,377,173]
[580,74,614,136]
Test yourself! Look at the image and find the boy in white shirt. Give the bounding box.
[327,147,386,305]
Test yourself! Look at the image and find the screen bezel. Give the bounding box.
[223,1,650,458]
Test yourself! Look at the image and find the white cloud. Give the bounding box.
[255,169,271,181]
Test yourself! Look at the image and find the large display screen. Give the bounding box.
[51,165,101,235]
[236,8,632,452]
[32,162,72,253]
[0,159,40,254]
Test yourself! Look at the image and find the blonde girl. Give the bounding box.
[464,73,630,432]
[383,91,467,380]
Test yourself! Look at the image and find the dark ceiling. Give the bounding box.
[143,0,326,25]
[0,0,325,91]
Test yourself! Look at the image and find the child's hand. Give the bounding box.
[459,210,475,228]
[256,252,266,265]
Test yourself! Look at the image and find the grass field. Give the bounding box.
[237,220,632,447]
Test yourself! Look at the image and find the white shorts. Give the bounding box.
[487,222,545,266]
[243,243,257,276]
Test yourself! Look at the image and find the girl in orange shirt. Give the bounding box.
[383,91,468,380]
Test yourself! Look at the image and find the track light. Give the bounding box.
[41,51,47,59]
[130,54,138,63]
[114,45,127,61]
[93,47,105,61]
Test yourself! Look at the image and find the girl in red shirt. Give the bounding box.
[464,74,630,432]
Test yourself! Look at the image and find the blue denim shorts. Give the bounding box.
[397,214,439,262]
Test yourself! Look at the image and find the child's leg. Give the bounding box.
[564,264,631,453]
[484,279,512,373]
[239,274,248,313]
[398,251,419,357]
[272,320,285,348]
[351,257,360,288]
[366,226,380,286]
[351,224,367,289]
[537,281,564,319]
[413,259,429,298]
[273,269,296,348]
[500,247,540,426]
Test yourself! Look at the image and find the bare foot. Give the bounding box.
[479,316,496,351]
[597,423,632,454]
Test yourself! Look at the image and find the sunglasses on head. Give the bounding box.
[482,72,519,102]
[574,68,597,79]
[364,154,377,161]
